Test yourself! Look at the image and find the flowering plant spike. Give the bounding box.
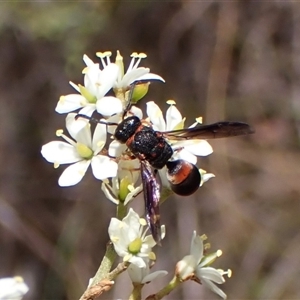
[41,50,253,300]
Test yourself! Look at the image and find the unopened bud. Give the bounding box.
[130,82,150,103]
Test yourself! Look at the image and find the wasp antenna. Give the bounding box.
[75,114,90,121]
[123,82,138,117]
[75,113,118,126]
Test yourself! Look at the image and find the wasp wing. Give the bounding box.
[163,121,254,140]
[140,161,161,245]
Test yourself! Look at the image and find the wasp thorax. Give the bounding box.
[114,116,141,143]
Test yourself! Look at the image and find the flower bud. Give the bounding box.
[119,177,131,202]
[130,82,150,103]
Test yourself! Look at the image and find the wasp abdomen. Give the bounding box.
[166,160,201,196]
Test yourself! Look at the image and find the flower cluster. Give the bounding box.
[41,50,230,299]
[42,51,215,190]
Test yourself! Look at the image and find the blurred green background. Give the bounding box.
[0,1,299,299]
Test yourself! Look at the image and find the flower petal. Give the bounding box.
[91,156,118,180]
[201,171,215,186]
[108,140,127,157]
[55,94,86,114]
[190,231,204,263]
[122,208,141,240]
[101,181,119,205]
[129,256,147,268]
[197,267,225,284]
[127,263,145,283]
[118,158,140,184]
[172,148,197,165]
[41,141,81,164]
[146,101,166,131]
[121,68,149,87]
[173,140,213,157]
[166,103,183,131]
[142,270,168,284]
[106,114,122,134]
[176,255,197,280]
[137,72,165,83]
[124,184,143,205]
[143,225,166,248]
[58,160,90,186]
[200,277,227,299]
[97,63,119,96]
[108,218,130,256]
[129,105,143,119]
[78,105,96,117]
[92,122,107,153]
[96,96,123,116]
[83,54,95,67]
[65,113,91,143]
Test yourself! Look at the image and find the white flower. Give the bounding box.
[41,113,118,186]
[146,100,213,165]
[101,158,143,205]
[108,208,165,268]
[127,260,168,284]
[0,277,29,300]
[96,51,165,90]
[176,231,231,299]
[55,54,122,117]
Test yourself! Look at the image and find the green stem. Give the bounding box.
[129,283,143,300]
[117,201,127,219]
[145,275,181,300]
[91,242,117,286]
[90,202,127,286]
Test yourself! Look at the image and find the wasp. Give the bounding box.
[76,85,254,244]
[113,115,254,243]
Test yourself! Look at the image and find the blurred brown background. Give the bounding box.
[0,1,299,299]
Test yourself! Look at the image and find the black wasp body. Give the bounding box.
[114,116,202,199]
[112,114,254,244]
[76,110,254,244]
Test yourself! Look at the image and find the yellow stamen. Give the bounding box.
[200,234,207,241]
[137,53,147,58]
[227,269,232,278]
[166,99,176,105]
[96,51,112,58]
[149,252,156,260]
[139,218,147,226]
[56,129,63,137]
[196,116,203,124]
